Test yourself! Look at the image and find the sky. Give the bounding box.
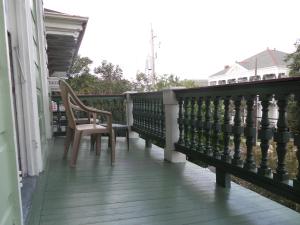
[44,0,300,80]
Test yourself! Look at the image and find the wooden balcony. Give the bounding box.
[28,137,300,225]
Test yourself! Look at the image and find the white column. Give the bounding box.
[163,88,186,163]
[124,91,138,138]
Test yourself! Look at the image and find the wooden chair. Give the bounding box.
[59,79,115,167]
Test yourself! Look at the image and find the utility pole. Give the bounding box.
[150,24,156,86]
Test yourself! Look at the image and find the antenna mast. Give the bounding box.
[150,24,156,86]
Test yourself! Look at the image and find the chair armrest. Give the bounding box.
[84,106,113,131]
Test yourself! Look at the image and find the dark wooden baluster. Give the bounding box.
[178,97,184,145]
[155,99,160,136]
[213,97,221,159]
[157,99,161,137]
[138,98,142,129]
[132,98,136,127]
[141,98,144,129]
[244,95,257,171]
[204,97,212,155]
[293,98,300,189]
[144,99,148,131]
[197,97,204,152]
[232,96,243,166]
[190,97,196,150]
[151,99,155,134]
[161,99,165,138]
[222,97,231,162]
[148,99,152,133]
[258,94,273,176]
[144,99,148,130]
[134,98,138,128]
[145,98,152,133]
[152,99,156,134]
[136,98,140,128]
[148,99,151,133]
[157,99,162,137]
[184,97,190,147]
[273,95,290,182]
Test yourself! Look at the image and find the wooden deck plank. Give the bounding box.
[29,137,300,225]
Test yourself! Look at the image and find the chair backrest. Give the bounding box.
[59,79,84,129]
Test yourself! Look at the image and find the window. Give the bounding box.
[237,77,248,83]
[263,74,276,80]
[249,75,261,81]
[278,73,287,78]
[218,80,226,85]
[227,79,236,84]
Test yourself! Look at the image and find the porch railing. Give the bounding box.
[173,77,300,203]
[51,94,126,136]
[131,91,165,148]
[51,77,300,204]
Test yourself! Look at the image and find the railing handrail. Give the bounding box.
[130,91,163,98]
[52,94,125,98]
[173,77,300,97]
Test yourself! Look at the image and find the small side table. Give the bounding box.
[103,124,129,150]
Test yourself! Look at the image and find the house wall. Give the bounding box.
[4,0,51,176]
[0,1,23,224]
[209,64,289,85]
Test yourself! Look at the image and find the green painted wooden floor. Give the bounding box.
[28,137,300,225]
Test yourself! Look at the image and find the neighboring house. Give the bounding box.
[0,1,87,224]
[208,48,289,128]
[208,48,290,86]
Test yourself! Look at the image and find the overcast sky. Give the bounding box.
[44,0,299,80]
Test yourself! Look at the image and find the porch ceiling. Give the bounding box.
[27,137,300,225]
[46,34,76,73]
[44,9,88,76]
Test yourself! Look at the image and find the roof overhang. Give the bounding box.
[44,9,88,76]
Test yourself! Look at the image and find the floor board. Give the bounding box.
[28,137,300,225]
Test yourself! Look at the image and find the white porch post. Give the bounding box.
[124,91,138,138]
[163,88,186,163]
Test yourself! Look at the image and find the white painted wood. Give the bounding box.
[13,0,43,175]
[34,0,52,142]
[124,91,139,138]
[163,88,186,163]
[0,0,23,223]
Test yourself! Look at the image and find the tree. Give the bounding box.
[132,72,152,92]
[68,55,93,75]
[179,79,198,88]
[93,60,128,94]
[94,60,123,81]
[67,73,100,94]
[285,39,300,77]
[155,74,180,91]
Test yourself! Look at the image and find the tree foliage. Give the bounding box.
[67,56,132,94]
[154,74,180,90]
[94,60,123,81]
[285,40,300,77]
[68,55,93,75]
[67,56,204,94]
[131,72,153,92]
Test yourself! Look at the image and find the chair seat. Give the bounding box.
[76,124,107,131]
[76,118,99,124]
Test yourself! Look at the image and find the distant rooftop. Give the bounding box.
[210,48,290,77]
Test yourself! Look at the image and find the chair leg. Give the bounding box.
[126,129,129,151]
[110,130,115,165]
[90,134,96,151]
[96,134,101,155]
[108,135,111,148]
[70,130,82,167]
[64,127,74,158]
